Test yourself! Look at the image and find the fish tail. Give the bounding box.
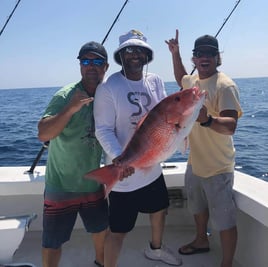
[84,164,121,197]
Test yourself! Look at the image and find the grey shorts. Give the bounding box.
[185,165,237,231]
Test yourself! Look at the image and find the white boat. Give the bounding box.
[0,162,267,267]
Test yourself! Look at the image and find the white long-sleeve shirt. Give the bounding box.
[94,71,167,192]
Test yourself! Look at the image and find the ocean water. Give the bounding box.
[0,77,267,182]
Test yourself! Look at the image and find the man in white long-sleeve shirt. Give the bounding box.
[94,30,182,267]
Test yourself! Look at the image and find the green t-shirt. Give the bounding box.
[43,82,102,192]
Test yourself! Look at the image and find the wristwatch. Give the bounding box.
[200,115,213,127]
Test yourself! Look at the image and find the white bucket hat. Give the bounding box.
[114,29,153,65]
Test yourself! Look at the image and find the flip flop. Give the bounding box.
[94,260,104,267]
[178,245,210,255]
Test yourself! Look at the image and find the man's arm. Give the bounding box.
[38,90,93,142]
[197,106,238,135]
[165,29,187,87]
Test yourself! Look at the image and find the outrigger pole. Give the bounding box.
[0,0,22,38]
[101,0,129,45]
[190,0,242,75]
[214,0,241,38]
[28,0,129,173]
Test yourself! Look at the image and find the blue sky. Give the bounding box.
[0,0,267,89]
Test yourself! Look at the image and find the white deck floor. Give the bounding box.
[13,227,212,267]
[12,222,242,267]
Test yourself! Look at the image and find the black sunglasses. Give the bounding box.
[193,50,218,58]
[123,47,145,54]
[80,58,105,67]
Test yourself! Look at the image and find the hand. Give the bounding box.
[196,105,208,123]
[165,29,179,54]
[119,165,135,180]
[113,156,135,180]
[67,90,94,114]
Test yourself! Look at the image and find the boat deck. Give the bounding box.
[11,209,242,267]
[13,226,224,267]
[2,164,268,266]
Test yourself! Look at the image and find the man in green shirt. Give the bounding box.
[38,41,109,267]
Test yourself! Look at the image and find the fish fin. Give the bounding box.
[166,112,184,124]
[84,165,121,197]
[136,113,149,128]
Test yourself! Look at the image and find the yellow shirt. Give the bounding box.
[182,72,242,177]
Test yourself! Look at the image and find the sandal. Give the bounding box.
[178,245,210,255]
[94,260,104,267]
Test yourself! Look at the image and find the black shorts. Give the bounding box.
[108,174,169,233]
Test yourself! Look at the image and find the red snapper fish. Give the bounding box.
[85,87,206,195]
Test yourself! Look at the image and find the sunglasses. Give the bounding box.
[80,58,105,67]
[124,47,145,54]
[193,50,218,58]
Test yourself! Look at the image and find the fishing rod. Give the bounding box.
[0,0,22,37]
[190,0,242,75]
[28,141,49,174]
[214,0,241,38]
[102,0,129,45]
[28,0,129,173]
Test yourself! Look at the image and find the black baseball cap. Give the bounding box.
[193,35,218,51]
[77,41,108,60]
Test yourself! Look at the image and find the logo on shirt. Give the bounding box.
[127,91,151,126]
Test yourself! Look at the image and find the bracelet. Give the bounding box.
[200,115,213,127]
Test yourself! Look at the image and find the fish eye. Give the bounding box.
[175,96,180,101]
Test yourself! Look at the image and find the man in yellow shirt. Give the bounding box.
[166,30,242,267]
